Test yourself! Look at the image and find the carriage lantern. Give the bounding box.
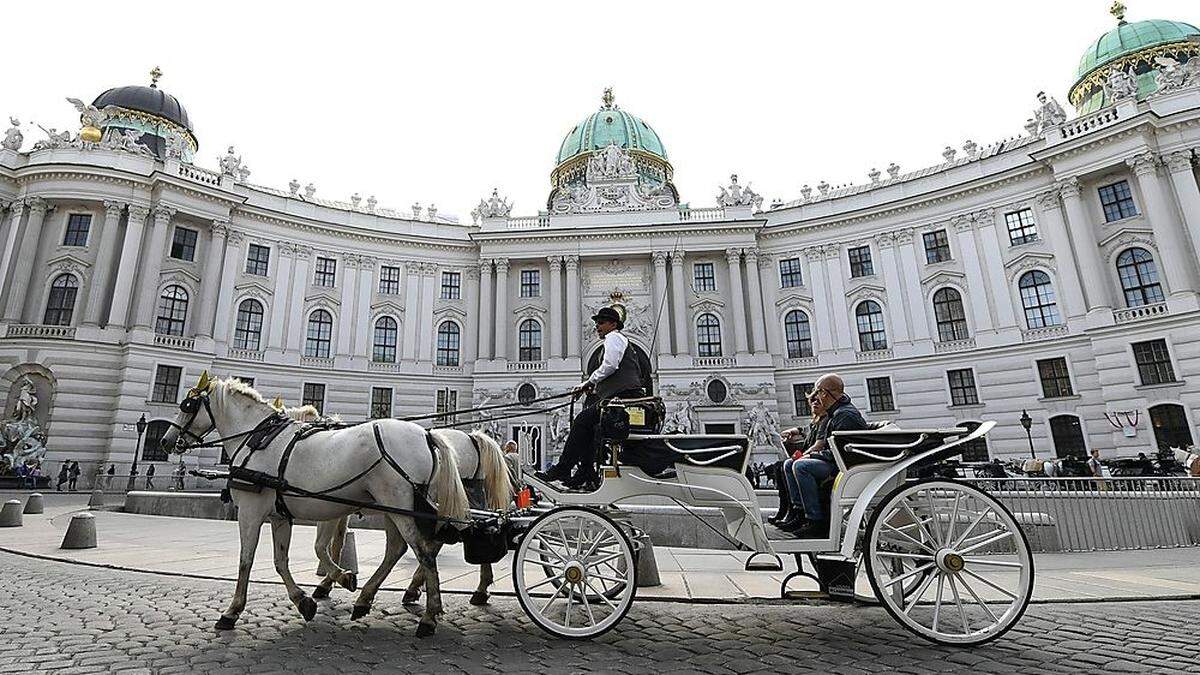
[1019,409,1036,459]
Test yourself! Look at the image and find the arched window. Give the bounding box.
[305,309,333,358]
[932,288,969,342]
[783,310,813,359]
[855,300,887,351]
[1116,248,1165,307]
[43,274,78,326]
[233,299,264,351]
[1149,403,1193,451]
[518,319,541,362]
[155,285,189,336]
[436,321,460,367]
[1049,414,1086,459]
[372,316,398,363]
[1018,271,1061,329]
[696,313,722,357]
[517,383,537,405]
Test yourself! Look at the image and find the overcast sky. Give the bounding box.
[5,1,1196,221]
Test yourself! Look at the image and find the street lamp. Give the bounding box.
[127,413,147,492]
[1019,409,1036,459]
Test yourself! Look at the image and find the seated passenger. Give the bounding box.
[776,373,867,538]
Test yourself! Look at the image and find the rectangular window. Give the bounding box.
[1004,209,1039,245]
[693,262,716,292]
[62,214,92,247]
[866,377,895,412]
[779,257,803,288]
[170,226,198,261]
[370,387,392,419]
[793,382,814,417]
[440,271,461,299]
[245,244,270,276]
[314,257,337,287]
[848,246,874,277]
[1133,339,1177,385]
[1037,358,1074,398]
[923,230,952,264]
[519,270,540,298]
[436,388,458,424]
[1098,180,1138,223]
[151,365,183,403]
[947,369,980,406]
[302,383,325,414]
[379,265,401,295]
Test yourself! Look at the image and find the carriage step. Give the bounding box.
[744,552,783,572]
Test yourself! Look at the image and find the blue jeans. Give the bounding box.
[782,457,836,521]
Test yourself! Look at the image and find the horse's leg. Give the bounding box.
[270,516,317,621]
[404,565,425,605]
[387,516,444,637]
[470,563,493,606]
[313,516,354,599]
[352,516,408,620]
[217,500,270,630]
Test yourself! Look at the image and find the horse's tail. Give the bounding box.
[428,433,469,522]
[470,430,515,510]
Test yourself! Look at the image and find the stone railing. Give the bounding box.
[855,348,893,362]
[176,162,223,187]
[507,214,552,229]
[433,364,464,375]
[933,337,977,354]
[154,333,195,350]
[4,324,75,340]
[300,355,335,369]
[1057,106,1122,141]
[783,356,819,369]
[692,356,737,369]
[1113,302,1168,324]
[367,360,402,372]
[678,206,726,222]
[1021,324,1069,342]
[507,360,546,372]
[227,347,265,362]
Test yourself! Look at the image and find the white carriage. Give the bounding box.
[509,399,1034,646]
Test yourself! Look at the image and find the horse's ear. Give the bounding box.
[271,396,284,410]
[197,370,212,392]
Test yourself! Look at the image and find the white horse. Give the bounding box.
[161,373,469,637]
[1174,447,1200,476]
[311,428,514,611]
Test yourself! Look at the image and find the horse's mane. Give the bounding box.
[218,377,269,404]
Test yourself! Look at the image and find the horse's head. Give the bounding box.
[161,370,219,455]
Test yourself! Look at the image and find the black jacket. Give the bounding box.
[809,394,868,464]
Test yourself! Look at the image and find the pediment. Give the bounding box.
[775,291,813,307]
[920,270,967,289]
[1003,250,1055,270]
[433,304,468,320]
[844,281,887,300]
[371,299,405,315]
[160,267,202,289]
[45,253,91,277]
[233,279,275,297]
[688,296,725,310]
[1098,226,1154,249]
[305,290,341,307]
[512,303,547,317]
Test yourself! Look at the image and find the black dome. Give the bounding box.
[92,85,193,132]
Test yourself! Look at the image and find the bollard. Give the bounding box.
[0,499,22,527]
[316,530,360,576]
[23,493,44,515]
[632,530,661,587]
[61,512,97,549]
[87,490,104,508]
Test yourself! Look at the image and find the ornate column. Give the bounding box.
[464,264,481,363]
[132,204,176,329]
[4,197,49,322]
[1165,150,1200,262]
[742,248,767,354]
[725,248,749,355]
[418,263,438,362]
[83,201,126,326]
[476,259,493,360]
[894,230,931,341]
[0,200,26,300]
[1058,177,1111,312]
[565,255,581,358]
[952,215,994,333]
[193,219,229,338]
[874,234,910,342]
[756,252,783,355]
[975,208,1020,328]
[267,245,295,351]
[823,246,853,351]
[651,251,672,357]
[283,245,311,353]
[547,256,564,359]
[804,247,835,353]
[669,251,688,355]
[1034,190,1086,319]
[401,262,421,360]
[353,257,376,358]
[1130,151,1197,298]
[493,258,510,360]
[336,255,358,356]
[212,230,244,346]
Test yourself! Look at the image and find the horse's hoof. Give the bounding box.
[215,615,237,630]
[351,604,369,620]
[340,573,358,593]
[402,588,421,604]
[312,585,330,600]
[299,595,318,621]
[415,621,436,638]
[469,591,489,606]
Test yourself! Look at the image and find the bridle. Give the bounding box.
[168,386,272,460]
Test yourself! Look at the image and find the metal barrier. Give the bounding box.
[84,473,221,494]
[961,477,1200,553]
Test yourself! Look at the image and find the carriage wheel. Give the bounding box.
[513,506,637,639]
[864,479,1033,646]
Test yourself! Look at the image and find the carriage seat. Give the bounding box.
[619,434,751,476]
[830,427,970,470]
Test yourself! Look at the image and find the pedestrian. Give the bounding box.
[55,463,69,491]
[68,460,81,491]
[106,464,115,491]
[1088,448,1108,490]
[145,464,155,490]
[15,462,28,489]
[172,460,186,491]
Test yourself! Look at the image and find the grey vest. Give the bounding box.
[594,335,644,399]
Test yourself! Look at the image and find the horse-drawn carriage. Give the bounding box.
[165,374,1034,647]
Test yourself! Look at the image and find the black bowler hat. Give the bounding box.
[591,306,623,326]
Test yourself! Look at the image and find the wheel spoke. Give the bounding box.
[924,489,943,546]
[582,532,616,562]
[961,557,1023,569]
[564,584,574,628]
[947,573,970,635]
[959,530,1014,555]
[955,572,1000,623]
[944,492,962,548]
[901,500,939,549]
[524,572,566,592]
[589,572,629,585]
[960,567,1018,600]
[874,551,935,561]
[578,582,597,626]
[539,583,567,614]
[952,507,993,549]
[882,560,937,589]
[881,522,936,554]
[576,517,586,556]
[903,572,936,614]
[588,550,626,567]
[932,573,945,633]
[535,535,568,564]
[585,579,619,611]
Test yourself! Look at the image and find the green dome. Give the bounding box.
[1069,17,1200,113]
[1074,19,1199,82]
[556,103,666,165]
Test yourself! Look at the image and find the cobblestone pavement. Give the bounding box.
[2,552,1198,674]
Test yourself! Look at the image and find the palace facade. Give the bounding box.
[3,11,1200,478]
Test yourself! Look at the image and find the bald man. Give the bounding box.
[776,373,866,538]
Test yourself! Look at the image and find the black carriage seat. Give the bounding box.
[829,426,970,470]
[619,434,752,476]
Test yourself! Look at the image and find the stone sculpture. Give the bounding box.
[716,174,763,210]
[1104,66,1139,101]
[2,118,22,151]
[743,400,782,450]
[1034,91,1067,132]
[476,189,512,219]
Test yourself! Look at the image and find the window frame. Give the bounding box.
[1132,338,1177,386]
[1036,357,1075,399]
[866,376,896,413]
[1098,180,1138,223]
[1018,270,1061,329]
[922,229,952,264]
[1116,248,1165,308]
[233,298,265,351]
[792,382,814,417]
[370,387,393,419]
[778,257,803,288]
[245,243,271,276]
[1049,414,1087,459]
[696,313,723,357]
[301,382,325,414]
[848,245,874,278]
[169,226,199,261]
[1004,208,1039,246]
[379,265,401,295]
[372,316,399,363]
[62,213,92,247]
[43,273,79,326]
[693,262,717,292]
[155,285,189,336]
[932,287,970,342]
[947,368,980,407]
[783,309,813,359]
[151,364,183,403]
[518,269,540,298]
[436,321,461,367]
[313,256,337,288]
[304,309,334,358]
[518,318,542,362]
[440,271,461,300]
[855,300,888,351]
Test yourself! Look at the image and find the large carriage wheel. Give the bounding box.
[513,506,637,639]
[864,479,1034,646]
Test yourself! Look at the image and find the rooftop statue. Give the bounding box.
[2,118,22,151]
[164,129,188,160]
[219,146,246,177]
[1034,91,1067,132]
[31,125,73,151]
[1104,66,1139,101]
[716,174,763,210]
[66,97,118,131]
[1153,55,1199,94]
[587,142,637,181]
[476,188,512,219]
[101,127,154,157]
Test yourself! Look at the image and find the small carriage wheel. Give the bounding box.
[864,479,1034,646]
[513,506,637,640]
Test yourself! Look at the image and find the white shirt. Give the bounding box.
[587,330,629,386]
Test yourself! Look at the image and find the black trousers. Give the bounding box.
[555,389,643,477]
